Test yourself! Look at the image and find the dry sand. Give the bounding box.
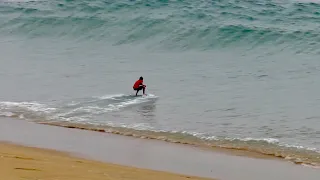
[0,142,214,180]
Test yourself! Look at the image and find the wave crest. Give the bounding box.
[1,0,320,52]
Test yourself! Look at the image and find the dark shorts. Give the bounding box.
[133,86,144,91]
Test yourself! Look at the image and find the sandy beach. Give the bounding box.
[0,142,213,180]
[0,118,319,180]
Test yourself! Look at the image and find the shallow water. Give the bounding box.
[0,0,319,166]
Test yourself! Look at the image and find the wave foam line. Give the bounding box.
[0,94,158,122]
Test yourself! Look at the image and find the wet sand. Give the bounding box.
[0,142,212,180]
[0,118,319,180]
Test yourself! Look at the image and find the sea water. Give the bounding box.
[0,0,319,167]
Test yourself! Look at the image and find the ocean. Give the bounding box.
[0,0,319,167]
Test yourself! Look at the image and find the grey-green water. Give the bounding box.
[0,0,319,167]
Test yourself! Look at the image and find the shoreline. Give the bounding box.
[37,121,283,160]
[37,120,319,167]
[0,118,319,180]
[0,141,213,180]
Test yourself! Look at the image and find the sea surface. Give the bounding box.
[0,0,320,167]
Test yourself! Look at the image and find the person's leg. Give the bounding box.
[142,86,145,94]
[133,88,139,96]
[135,86,143,96]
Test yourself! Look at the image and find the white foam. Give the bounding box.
[108,94,158,110]
[53,106,113,119]
[122,123,155,130]
[143,94,158,98]
[201,136,219,141]
[0,111,15,117]
[0,101,56,113]
[192,134,320,153]
[182,131,207,138]
[73,106,108,114]
[207,136,281,144]
[279,143,318,152]
[19,114,24,119]
[95,94,125,100]
[117,98,144,107]
[67,101,80,106]
[240,137,280,144]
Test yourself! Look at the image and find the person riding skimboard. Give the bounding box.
[133,76,146,96]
